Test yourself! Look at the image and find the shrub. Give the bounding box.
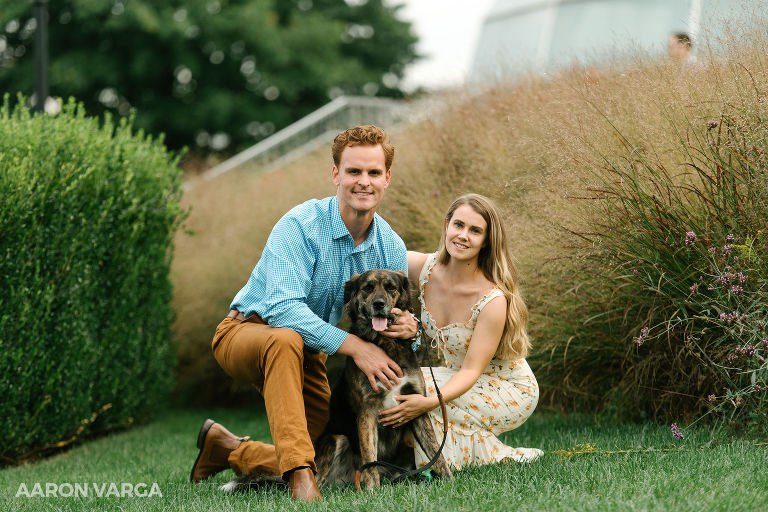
[0,96,185,463]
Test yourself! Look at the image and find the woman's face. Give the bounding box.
[444,204,488,262]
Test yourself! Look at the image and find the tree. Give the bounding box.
[0,0,418,152]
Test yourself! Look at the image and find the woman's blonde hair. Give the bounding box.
[436,194,530,359]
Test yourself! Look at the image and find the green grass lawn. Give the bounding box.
[1,407,766,511]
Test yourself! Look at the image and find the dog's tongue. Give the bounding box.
[372,316,388,332]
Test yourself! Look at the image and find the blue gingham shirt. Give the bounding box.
[230,196,407,354]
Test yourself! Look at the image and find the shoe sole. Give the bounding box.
[190,419,216,483]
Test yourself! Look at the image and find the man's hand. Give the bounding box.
[382,308,419,339]
[337,334,403,392]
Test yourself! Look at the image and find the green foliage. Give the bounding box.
[0,96,185,463]
[540,98,768,435]
[0,0,418,152]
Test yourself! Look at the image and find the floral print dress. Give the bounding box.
[414,253,543,469]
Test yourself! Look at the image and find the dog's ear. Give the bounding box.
[394,270,409,291]
[344,274,360,305]
[394,270,412,310]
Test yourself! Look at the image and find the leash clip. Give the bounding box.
[410,311,422,351]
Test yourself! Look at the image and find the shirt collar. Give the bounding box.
[357,214,378,251]
[329,195,379,249]
[330,196,350,240]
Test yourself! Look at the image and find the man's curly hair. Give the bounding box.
[331,125,394,170]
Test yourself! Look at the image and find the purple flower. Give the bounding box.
[708,246,716,254]
[738,272,747,284]
[707,394,716,402]
[730,285,743,295]
[633,326,650,346]
[671,423,685,440]
[715,270,736,286]
[719,311,746,324]
[685,231,697,246]
[707,120,719,130]
[689,282,699,294]
[726,234,735,242]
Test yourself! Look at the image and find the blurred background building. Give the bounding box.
[471,0,760,80]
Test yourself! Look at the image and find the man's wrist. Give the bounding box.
[337,333,361,357]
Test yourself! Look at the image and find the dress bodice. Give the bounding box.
[418,253,520,374]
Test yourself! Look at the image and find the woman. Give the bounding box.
[379,194,543,468]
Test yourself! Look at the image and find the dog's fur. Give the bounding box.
[221,269,451,492]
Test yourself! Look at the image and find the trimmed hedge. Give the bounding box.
[0,97,185,463]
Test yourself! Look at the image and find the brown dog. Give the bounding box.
[315,269,452,488]
[221,269,451,492]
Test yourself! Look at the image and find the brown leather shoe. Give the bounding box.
[190,419,250,483]
[288,467,322,502]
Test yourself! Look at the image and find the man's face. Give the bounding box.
[668,36,689,58]
[332,144,391,216]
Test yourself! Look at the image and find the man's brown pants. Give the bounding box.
[212,314,331,477]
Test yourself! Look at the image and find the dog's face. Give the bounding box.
[344,269,411,335]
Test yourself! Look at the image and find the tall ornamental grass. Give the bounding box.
[532,22,768,434]
[549,109,768,433]
[0,97,185,463]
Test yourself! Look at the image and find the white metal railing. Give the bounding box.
[196,95,416,185]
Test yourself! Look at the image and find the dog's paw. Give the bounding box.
[219,480,239,492]
[433,466,453,480]
[362,469,381,490]
[218,472,285,493]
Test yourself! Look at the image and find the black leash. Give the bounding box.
[354,321,448,491]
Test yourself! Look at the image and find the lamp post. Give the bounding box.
[33,0,48,113]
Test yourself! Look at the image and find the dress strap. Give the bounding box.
[418,252,438,290]
[469,288,505,324]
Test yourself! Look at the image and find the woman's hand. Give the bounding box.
[378,394,436,427]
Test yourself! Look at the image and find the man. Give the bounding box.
[189,125,419,502]
[667,32,698,65]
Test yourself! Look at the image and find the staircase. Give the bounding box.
[193,95,423,187]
